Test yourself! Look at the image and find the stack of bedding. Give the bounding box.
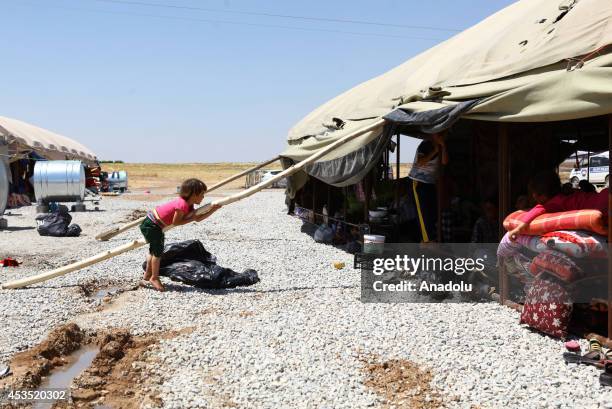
[497,209,608,338]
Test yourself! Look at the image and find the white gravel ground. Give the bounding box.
[1,191,612,408]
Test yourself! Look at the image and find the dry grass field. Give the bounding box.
[101,162,415,198]
[101,162,281,197]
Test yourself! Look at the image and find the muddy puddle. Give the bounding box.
[32,345,100,409]
[92,286,121,301]
[1,323,195,409]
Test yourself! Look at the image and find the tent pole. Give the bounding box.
[498,123,510,304]
[2,119,385,289]
[327,184,331,218]
[437,157,443,242]
[395,134,400,229]
[95,155,282,241]
[364,169,371,223]
[343,186,348,242]
[608,114,612,338]
[312,178,317,224]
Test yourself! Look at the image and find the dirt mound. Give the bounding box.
[0,323,86,390]
[1,323,194,408]
[66,327,193,408]
[61,328,158,408]
[362,357,444,409]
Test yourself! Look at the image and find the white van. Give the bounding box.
[260,170,287,188]
[569,151,609,187]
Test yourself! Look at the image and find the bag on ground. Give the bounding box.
[35,209,82,237]
[143,240,260,289]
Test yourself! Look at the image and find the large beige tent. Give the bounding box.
[0,116,97,164]
[281,0,612,189]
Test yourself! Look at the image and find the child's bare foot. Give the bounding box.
[149,278,165,292]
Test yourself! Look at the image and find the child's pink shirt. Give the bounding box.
[154,197,193,226]
[519,188,608,224]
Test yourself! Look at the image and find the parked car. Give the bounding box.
[569,151,609,187]
[260,170,287,188]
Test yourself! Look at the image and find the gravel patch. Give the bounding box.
[1,191,612,408]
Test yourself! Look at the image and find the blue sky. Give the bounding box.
[0,0,515,163]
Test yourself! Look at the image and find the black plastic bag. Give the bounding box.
[143,240,260,289]
[35,210,82,237]
[66,224,82,237]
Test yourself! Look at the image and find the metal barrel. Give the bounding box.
[33,160,86,203]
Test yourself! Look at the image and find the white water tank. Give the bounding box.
[108,170,128,191]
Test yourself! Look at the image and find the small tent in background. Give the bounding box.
[0,116,98,217]
[0,116,97,164]
[281,0,612,191]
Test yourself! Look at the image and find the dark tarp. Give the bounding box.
[284,100,480,197]
[383,99,481,135]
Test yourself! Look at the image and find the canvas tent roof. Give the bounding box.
[0,116,97,164]
[282,0,612,169]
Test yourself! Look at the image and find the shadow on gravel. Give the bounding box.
[9,285,84,291]
[2,226,35,232]
[159,282,357,294]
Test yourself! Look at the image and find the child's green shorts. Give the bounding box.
[140,217,165,257]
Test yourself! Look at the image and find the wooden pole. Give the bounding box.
[608,114,612,337]
[2,119,385,289]
[395,134,400,229]
[95,156,281,241]
[343,185,348,242]
[327,184,331,218]
[498,123,510,304]
[437,154,443,243]
[312,177,317,224]
[364,170,371,223]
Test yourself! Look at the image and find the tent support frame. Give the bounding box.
[498,123,510,304]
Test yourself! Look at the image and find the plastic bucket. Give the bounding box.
[363,234,385,254]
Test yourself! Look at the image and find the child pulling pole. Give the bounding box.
[140,179,221,291]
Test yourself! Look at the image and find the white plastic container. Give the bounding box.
[363,234,385,254]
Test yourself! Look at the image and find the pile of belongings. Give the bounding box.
[497,209,608,339]
[35,205,82,237]
[143,240,260,289]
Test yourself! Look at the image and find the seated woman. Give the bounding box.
[508,170,608,240]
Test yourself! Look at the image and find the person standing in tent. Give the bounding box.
[408,132,448,243]
[140,178,221,291]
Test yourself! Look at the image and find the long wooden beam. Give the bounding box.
[2,120,385,289]
[95,156,281,241]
